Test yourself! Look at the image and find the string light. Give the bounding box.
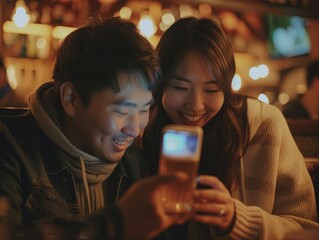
[12,0,30,28]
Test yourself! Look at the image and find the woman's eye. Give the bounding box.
[140,109,149,114]
[173,86,188,91]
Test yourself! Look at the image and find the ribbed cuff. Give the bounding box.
[228,200,262,240]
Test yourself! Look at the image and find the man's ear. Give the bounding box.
[59,82,79,117]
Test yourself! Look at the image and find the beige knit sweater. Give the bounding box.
[226,99,319,239]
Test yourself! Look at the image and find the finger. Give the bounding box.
[144,172,188,189]
[193,189,228,203]
[193,203,225,215]
[197,175,228,193]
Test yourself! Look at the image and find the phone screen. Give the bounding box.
[162,130,199,158]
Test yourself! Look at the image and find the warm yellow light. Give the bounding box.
[159,22,169,32]
[12,1,30,28]
[52,26,77,39]
[6,66,18,90]
[249,66,259,80]
[231,73,242,91]
[249,64,269,80]
[199,3,212,17]
[138,15,157,38]
[258,64,269,78]
[119,7,132,20]
[278,93,290,105]
[3,21,51,36]
[36,38,47,49]
[162,12,175,26]
[258,93,269,104]
[179,4,193,18]
[296,83,307,94]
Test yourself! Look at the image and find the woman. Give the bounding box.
[143,17,318,239]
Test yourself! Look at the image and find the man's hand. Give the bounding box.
[119,173,191,240]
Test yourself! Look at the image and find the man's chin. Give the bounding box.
[101,159,119,164]
[102,153,125,164]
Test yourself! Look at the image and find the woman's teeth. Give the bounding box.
[182,113,202,122]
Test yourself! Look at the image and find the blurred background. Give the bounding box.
[0,0,319,109]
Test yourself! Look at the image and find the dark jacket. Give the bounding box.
[0,109,142,238]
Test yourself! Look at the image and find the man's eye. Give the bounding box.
[173,86,188,91]
[205,89,220,94]
[112,110,129,116]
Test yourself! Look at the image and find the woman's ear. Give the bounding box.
[59,82,79,117]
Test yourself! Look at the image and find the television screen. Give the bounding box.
[267,15,311,59]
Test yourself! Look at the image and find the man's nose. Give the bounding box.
[122,115,141,138]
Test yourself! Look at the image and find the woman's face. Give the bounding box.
[162,51,224,127]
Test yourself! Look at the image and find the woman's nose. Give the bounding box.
[186,90,204,112]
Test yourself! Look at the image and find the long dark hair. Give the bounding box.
[143,17,250,189]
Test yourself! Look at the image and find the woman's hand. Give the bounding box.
[193,175,235,232]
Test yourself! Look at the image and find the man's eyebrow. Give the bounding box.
[113,98,154,107]
[171,74,217,84]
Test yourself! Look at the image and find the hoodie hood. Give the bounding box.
[29,82,117,214]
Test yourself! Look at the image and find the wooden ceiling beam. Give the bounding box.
[184,0,319,19]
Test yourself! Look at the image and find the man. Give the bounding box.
[283,60,319,119]
[0,18,188,239]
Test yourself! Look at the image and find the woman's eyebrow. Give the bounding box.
[171,74,218,84]
[171,75,191,83]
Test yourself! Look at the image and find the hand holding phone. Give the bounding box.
[159,125,203,215]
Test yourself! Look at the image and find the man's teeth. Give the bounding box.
[114,139,126,145]
[182,114,202,122]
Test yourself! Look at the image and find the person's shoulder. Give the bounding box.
[0,109,38,145]
[247,98,287,140]
[247,98,283,122]
[0,108,33,127]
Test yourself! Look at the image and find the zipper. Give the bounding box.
[115,175,124,203]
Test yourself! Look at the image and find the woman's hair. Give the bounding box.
[143,17,250,189]
[53,17,160,106]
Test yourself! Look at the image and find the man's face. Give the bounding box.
[69,71,153,162]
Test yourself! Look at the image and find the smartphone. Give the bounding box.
[159,124,203,214]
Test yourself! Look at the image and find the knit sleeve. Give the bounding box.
[227,103,319,239]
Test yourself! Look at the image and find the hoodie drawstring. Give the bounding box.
[80,156,92,215]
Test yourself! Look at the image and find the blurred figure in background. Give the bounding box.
[283,60,319,119]
[0,57,27,108]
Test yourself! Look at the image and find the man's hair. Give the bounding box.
[53,17,160,106]
[306,60,319,86]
